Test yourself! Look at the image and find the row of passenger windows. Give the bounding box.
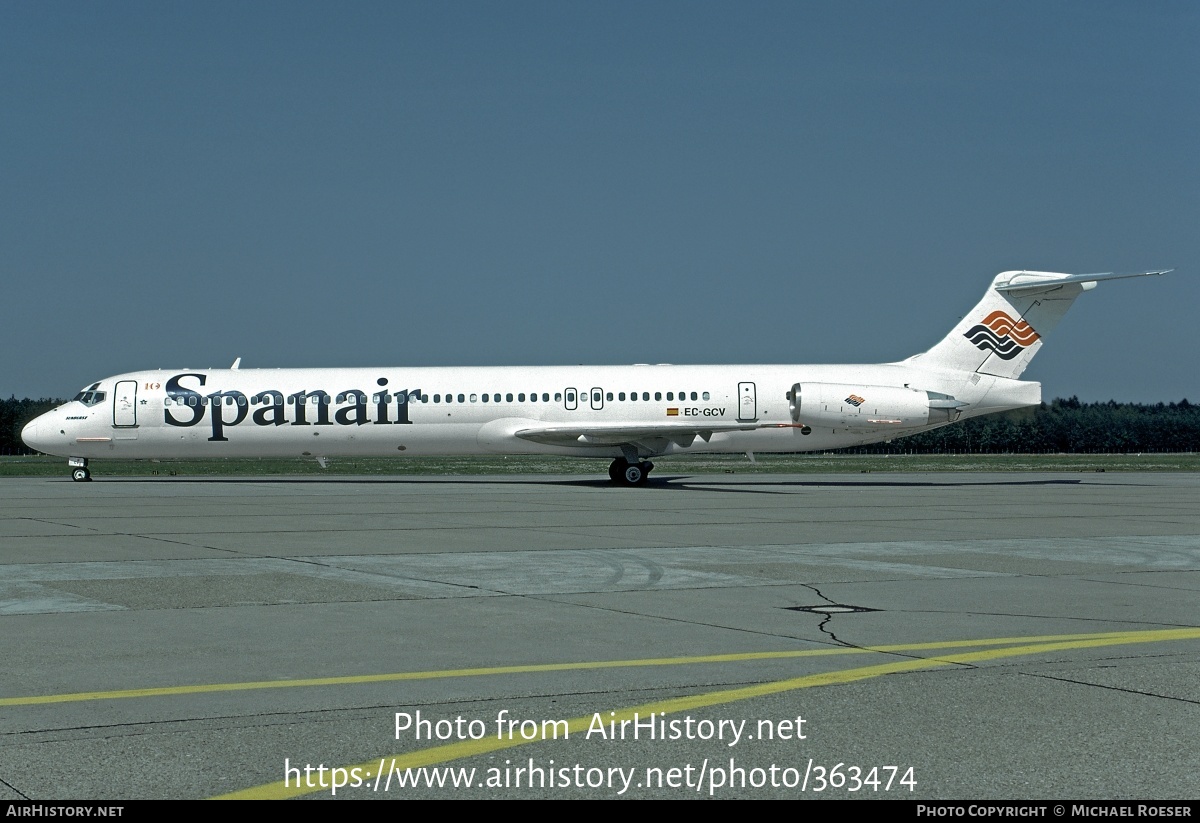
[592,391,709,402]
[164,390,711,407]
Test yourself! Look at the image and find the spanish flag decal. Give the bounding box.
[666,408,679,416]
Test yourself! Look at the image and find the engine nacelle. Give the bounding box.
[787,383,963,430]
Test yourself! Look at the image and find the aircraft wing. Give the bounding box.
[513,421,760,449]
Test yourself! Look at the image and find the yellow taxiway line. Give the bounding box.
[209,627,1200,799]
[5,628,1196,708]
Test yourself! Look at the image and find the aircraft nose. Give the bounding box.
[21,418,46,452]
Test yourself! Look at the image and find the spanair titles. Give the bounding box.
[163,373,419,441]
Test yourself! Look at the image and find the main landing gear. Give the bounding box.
[608,458,654,487]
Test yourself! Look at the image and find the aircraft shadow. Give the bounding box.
[93,474,1088,492]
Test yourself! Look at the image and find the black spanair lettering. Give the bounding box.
[207,391,249,441]
[289,390,332,426]
[373,378,391,424]
[164,373,206,427]
[335,390,369,425]
[395,389,417,425]
[252,391,286,426]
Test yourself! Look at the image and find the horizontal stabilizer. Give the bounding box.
[995,269,1173,295]
[908,268,1175,380]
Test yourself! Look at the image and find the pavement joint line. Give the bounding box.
[522,593,840,643]
[212,627,1200,800]
[1018,671,1200,706]
[5,628,1198,709]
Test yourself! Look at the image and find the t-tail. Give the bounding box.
[906,269,1173,379]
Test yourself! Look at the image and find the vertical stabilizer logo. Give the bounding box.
[963,311,1040,360]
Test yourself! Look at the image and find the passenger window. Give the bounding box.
[666,392,673,401]
[482,394,489,403]
[470,394,478,402]
[506,393,513,402]
[518,393,525,402]
[493,394,501,402]
[691,392,698,401]
[655,392,662,401]
[458,394,465,403]
[702,392,710,401]
[606,392,613,401]
[618,392,625,401]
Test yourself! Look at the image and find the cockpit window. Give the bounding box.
[72,391,107,407]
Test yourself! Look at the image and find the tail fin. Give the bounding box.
[906,269,1172,379]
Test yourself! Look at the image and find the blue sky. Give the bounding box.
[3,2,1196,401]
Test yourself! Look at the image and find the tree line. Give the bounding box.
[2,395,1197,456]
[2,397,60,455]
[838,396,1200,454]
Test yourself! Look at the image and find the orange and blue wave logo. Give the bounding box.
[963,311,1040,360]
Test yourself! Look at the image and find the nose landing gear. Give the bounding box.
[69,458,91,482]
[608,458,654,486]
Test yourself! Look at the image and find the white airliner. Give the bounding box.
[22,269,1171,485]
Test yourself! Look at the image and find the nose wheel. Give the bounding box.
[71,467,92,482]
[608,458,653,486]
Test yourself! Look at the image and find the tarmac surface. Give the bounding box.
[1,471,1198,800]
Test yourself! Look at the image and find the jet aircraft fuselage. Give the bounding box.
[21,269,1171,485]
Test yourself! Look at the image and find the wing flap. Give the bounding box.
[514,422,758,449]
